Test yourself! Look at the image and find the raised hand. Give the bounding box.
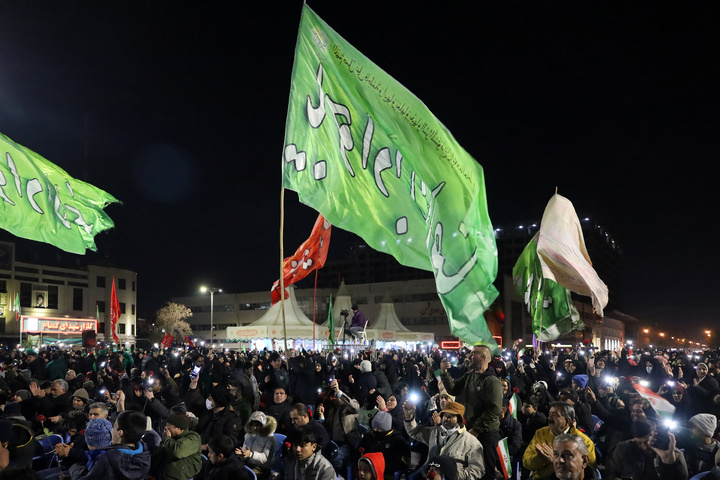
[402,400,416,420]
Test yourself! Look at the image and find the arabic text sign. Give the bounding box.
[22,316,97,334]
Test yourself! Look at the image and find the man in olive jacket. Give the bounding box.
[154,413,203,480]
[440,344,503,480]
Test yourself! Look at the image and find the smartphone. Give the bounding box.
[409,392,420,404]
[328,375,335,383]
[653,425,671,450]
[191,366,201,377]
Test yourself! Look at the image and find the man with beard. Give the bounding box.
[549,434,597,480]
[440,344,502,480]
[523,402,596,480]
[403,400,485,480]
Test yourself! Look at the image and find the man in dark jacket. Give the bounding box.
[441,344,502,480]
[606,419,689,480]
[499,397,523,460]
[353,360,378,407]
[266,386,292,435]
[196,386,242,447]
[289,403,330,454]
[195,434,253,480]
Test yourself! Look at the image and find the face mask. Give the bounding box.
[206,398,214,410]
[646,366,653,374]
[441,425,458,435]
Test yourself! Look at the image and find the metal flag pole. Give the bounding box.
[280,187,288,351]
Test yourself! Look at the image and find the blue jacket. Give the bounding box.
[77,441,151,480]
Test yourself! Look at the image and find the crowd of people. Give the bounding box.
[0,340,718,480]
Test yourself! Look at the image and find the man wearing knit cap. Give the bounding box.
[353,359,378,406]
[356,410,410,479]
[153,413,202,480]
[194,385,241,446]
[687,413,720,476]
[403,400,485,480]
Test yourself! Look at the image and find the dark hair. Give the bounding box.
[549,401,576,424]
[291,403,310,418]
[558,388,579,404]
[631,420,653,438]
[288,426,317,446]
[208,435,236,459]
[116,410,147,444]
[0,466,41,480]
[523,396,539,409]
[274,386,287,395]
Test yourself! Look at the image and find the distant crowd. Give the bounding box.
[0,340,719,480]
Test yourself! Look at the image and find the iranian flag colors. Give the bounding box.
[497,437,512,479]
[633,381,676,420]
[508,393,519,419]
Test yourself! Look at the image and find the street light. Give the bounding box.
[200,286,222,342]
[643,328,649,334]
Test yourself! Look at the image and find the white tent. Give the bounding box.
[226,285,327,343]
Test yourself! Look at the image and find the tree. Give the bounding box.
[153,302,193,343]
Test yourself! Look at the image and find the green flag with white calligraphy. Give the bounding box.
[512,234,582,341]
[0,132,117,254]
[283,6,499,348]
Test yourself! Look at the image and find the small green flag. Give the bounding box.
[14,293,21,321]
[283,6,499,348]
[327,294,334,346]
[512,233,582,341]
[0,131,118,254]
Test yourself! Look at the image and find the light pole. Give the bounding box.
[200,286,222,344]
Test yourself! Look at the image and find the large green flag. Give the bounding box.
[0,132,117,254]
[282,6,498,348]
[512,234,582,341]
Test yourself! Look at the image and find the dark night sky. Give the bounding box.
[0,1,718,335]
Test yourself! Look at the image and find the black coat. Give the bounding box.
[197,407,242,444]
[195,456,253,480]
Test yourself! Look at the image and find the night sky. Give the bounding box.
[1,2,718,336]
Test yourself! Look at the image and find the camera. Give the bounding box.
[340,309,349,320]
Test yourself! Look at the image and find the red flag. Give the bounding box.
[110,277,120,344]
[271,214,331,304]
[185,336,195,348]
[162,333,174,348]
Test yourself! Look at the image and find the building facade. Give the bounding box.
[0,242,137,347]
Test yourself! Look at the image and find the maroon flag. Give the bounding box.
[185,336,195,348]
[110,277,120,344]
[162,333,174,348]
[271,214,331,304]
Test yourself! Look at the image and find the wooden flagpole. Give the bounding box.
[280,187,287,351]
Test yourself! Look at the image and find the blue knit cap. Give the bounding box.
[572,374,588,389]
[85,418,113,448]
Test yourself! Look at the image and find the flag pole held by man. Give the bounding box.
[281,5,499,348]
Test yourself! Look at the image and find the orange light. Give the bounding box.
[441,341,462,349]
[659,333,665,337]
[643,329,649,334]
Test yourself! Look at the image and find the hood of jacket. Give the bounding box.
[360,452,385,480]
[244,413,277,436]
[104,441,152,479]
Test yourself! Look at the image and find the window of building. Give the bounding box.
[73,288,83,311]
[97,301,106,313]
[0,280,6,293]
[97,276,106,288]
[119,323,126,334]
[131,324,135,335]
[20,283,31,308]
[120,302,126,314]
[132,281,136,292]
[118,278,126,290]
[131,304,135,315]
[98,322,105,332]
[48,286,59,309]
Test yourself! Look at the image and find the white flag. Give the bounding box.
[536,194,609,316]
